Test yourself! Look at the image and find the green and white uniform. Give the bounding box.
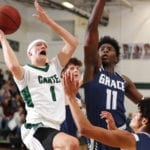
[14,57,65,150]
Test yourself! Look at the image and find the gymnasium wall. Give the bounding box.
[0,0,150,114]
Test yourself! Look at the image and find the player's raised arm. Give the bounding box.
[0,30,24,80]
[33,0,78,67]
[83,0,106,83]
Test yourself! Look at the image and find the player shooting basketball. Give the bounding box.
[0,0,79,149]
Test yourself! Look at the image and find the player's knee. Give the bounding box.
[68,137,80,150]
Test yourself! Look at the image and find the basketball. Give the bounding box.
[0,5,21,34]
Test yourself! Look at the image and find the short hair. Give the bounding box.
[98,36,120,58]
[62,57,82,73]
[138,97,150,119]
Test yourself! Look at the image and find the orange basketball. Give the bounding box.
[0,5,21,34]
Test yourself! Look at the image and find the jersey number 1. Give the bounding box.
[50,86,56,101]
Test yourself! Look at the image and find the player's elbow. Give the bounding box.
[67,38,78,54]
[71,38,78,49]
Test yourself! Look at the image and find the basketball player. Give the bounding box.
[61,57,83,137]
[83,0,143,149]
[63,71,150,150]
[0,0,79,150]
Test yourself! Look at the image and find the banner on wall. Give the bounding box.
[121,43,150,60]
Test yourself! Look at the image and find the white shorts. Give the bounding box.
[21,123,60,150]
[21,124,44,150]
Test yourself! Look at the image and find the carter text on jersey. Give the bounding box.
[38,74,61,84]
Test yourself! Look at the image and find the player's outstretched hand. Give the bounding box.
[63,71,79,98]
[33,0,50,24]
[100,111,117,130]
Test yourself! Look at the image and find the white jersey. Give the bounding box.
[14,57,65,130]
